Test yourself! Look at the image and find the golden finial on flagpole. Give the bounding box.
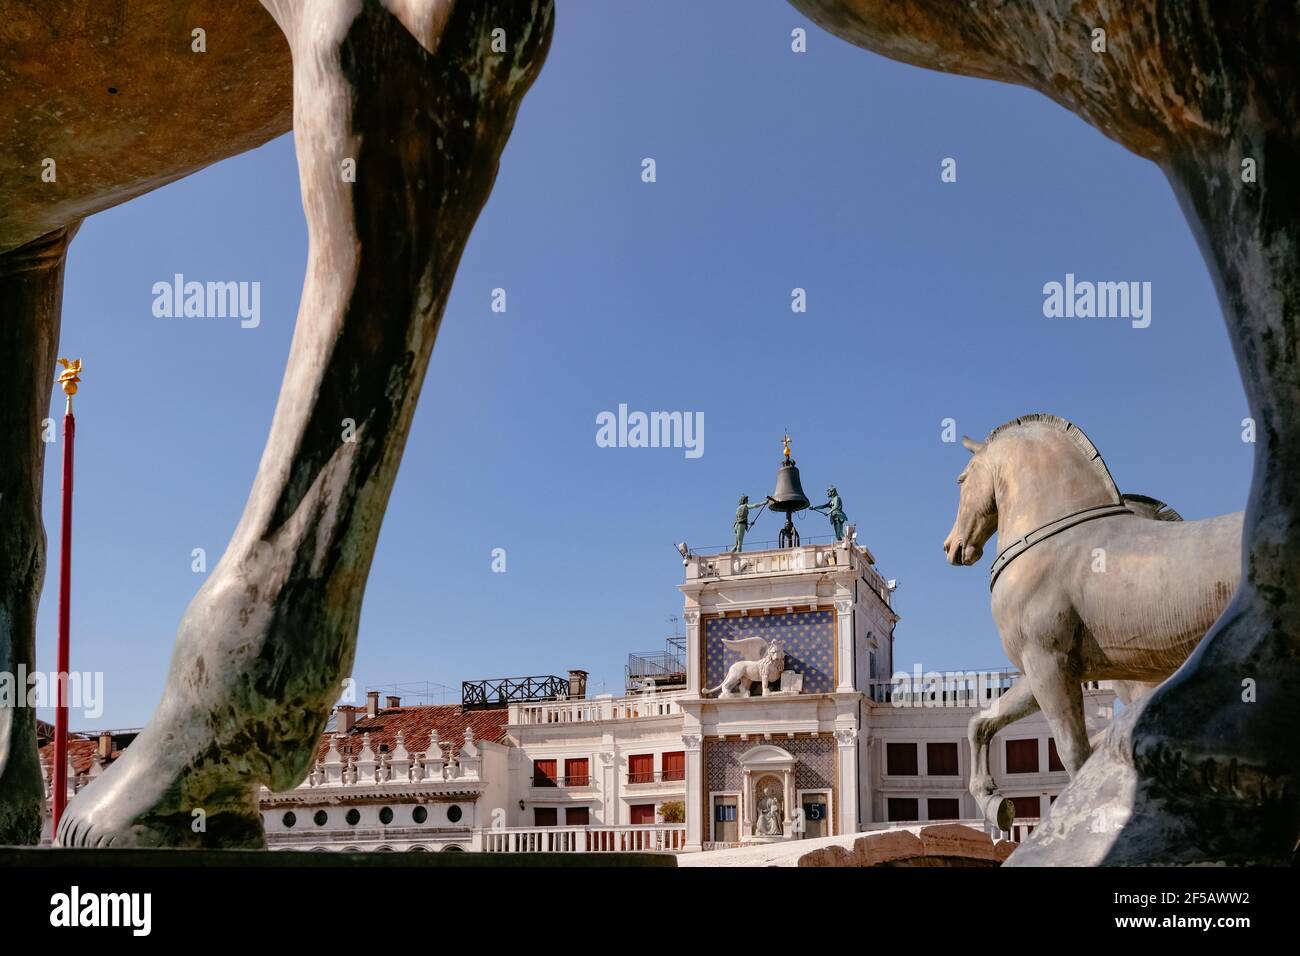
[56,357,82,413]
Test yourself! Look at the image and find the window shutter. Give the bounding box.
[886,742,919,776]
[1005,739,1040,774]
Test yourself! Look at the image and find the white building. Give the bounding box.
[257,697,512,852]
[253,529,1110,853]
[42,535,1113,854]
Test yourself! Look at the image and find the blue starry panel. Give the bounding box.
[704,610,835,695]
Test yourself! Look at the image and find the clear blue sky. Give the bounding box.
[40,0,1249,729]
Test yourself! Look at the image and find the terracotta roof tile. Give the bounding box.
[37,738,121,775]
[316,705,508,763]
[35,705,508,775]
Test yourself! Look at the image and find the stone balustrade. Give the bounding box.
[297,727,482,790]
[474,824,688,853]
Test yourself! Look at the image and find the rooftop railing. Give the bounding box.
[867,673,1109,707]
[866,670,1022,707]
[511,691,686,726]
[462,674,571,710]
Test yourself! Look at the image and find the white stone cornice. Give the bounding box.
[259,783,486,807]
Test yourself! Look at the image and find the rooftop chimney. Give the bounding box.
[366,690,380,718]
[568,670,589,700]
[337,707,357,734]
[97,731,113,760]
[386,695,401,709]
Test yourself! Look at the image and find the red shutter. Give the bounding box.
[662,751,685,781]
[533,807,558,827]
[565,806,590,826]
[927,798,961,820]
[533,759,557,787]
[629,803,656,825]
[1010,795,1041,819]
[886,743,918,776]
[926,742,959,776]
[628,754,654,783]
[564,758,589,786]
[887,798,919,822]
[1005,739,1040,774]
[1048,739,1065,772]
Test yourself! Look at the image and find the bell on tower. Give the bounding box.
[768,434,810,548]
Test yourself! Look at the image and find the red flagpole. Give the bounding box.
[52,359,81,837]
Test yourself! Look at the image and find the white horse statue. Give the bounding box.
[942,414,1242,829]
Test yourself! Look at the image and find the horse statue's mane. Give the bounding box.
[985,413,1183,522]
[984,413,1122,502]
[1119,493,1184,522]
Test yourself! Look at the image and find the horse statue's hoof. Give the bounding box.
[975,790,1014,832]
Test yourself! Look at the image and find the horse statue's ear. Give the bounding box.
[962,436,986,454]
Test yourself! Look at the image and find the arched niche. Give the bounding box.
[737,745,796,841]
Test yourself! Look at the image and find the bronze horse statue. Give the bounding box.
[943,414,1242,829]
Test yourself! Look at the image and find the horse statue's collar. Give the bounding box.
[989,502,1132,591]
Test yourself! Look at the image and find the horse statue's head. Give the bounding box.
[943,435,997,566]
[943,414,1123,568]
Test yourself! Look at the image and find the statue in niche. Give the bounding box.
[755,781,783,837]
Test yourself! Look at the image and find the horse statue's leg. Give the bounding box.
[0,224,79,844]
[967,676,1038,831]
[57,0,553,848]
[1020,652,1091,775]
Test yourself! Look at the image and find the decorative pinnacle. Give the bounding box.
[782,432,792,459]
[56,357,82,412]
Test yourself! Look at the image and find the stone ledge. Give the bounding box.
[797,825,1014,867]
